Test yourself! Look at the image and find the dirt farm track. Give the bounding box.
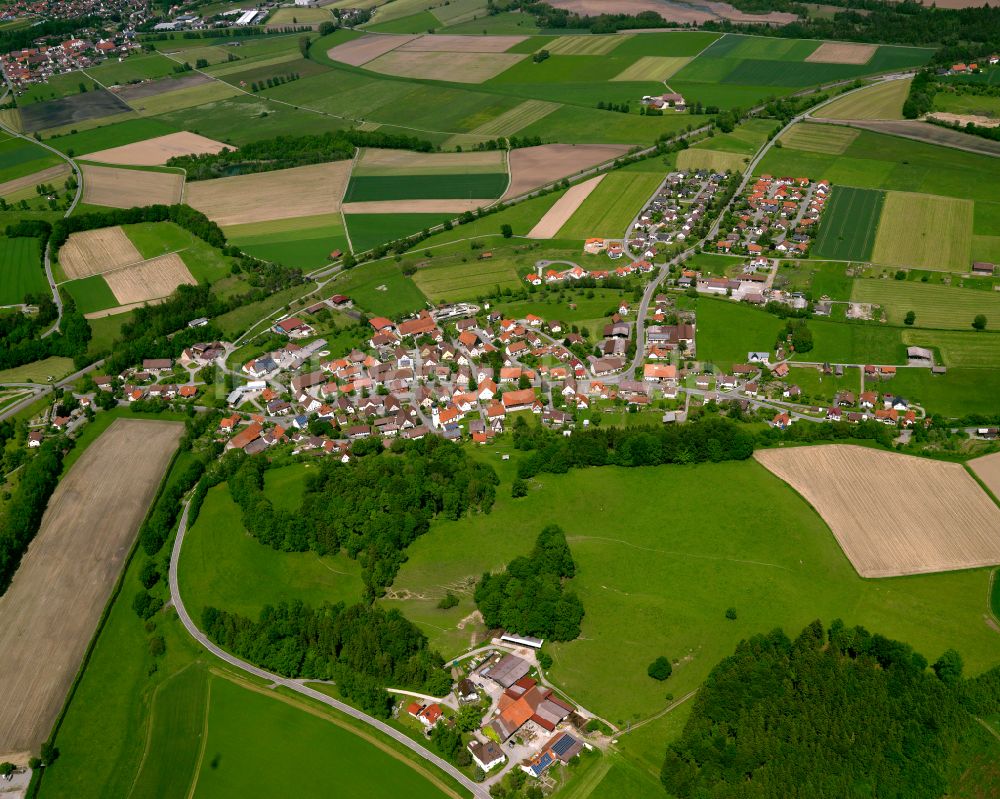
[0,419,183,761]
[755,445,1000,578]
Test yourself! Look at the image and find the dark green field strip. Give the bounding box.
[64,275,119,314]
[215,56,330,87]
[813,186,885,261]
[345,212,456,253]
[343,173,508,202]
[0,236,46,306]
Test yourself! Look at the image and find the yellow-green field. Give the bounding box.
[871,191,973,272]
[780,123,859,155]
[131,81,242,116]
[611,56,690,82]
[851,279,1000,330]
[268,6,332,23]
[411,258,521,301]
[902,329,1000,368]
[0,356,75,383]
[815,79,912,121]
[557,171,662,239]
[543,35,627,55]
[206,52,302,77]
[677,148,748,173]
[466,99,560,136]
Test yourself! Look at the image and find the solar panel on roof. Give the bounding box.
[551,735,577,757]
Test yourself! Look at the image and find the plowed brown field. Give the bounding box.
[0,419,183,759]
[755,444,1000,577]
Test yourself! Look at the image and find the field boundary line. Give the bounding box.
[184,674,212,799]
[31,424,184,796]
[618,689,698,735]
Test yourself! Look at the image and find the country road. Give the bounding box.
[0,359,105,423]
[169,501,489,799]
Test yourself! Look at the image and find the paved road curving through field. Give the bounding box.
[169,501,489,799]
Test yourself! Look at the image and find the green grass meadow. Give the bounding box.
[879,367,1000,417]
[0,235,46,305]
[813,186,884,261]
[851,279,1000,330]
[192,675,451,799]
[345,213,455,253]
[558,171,662,239]
[63,274,119,314]
[334,256,428,317]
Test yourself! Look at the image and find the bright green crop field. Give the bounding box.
[851,279,1000,330]
[192,676,452,799]
[344,173,509,202]
[813,186,884,261]
[0,235,46,305]
[557,171,662,239]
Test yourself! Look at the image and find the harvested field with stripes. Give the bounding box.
[465,100,559,138]
[755,444,1000,578]
[677,148,748,173]
[969,451,1000,500]
[504,143,628,199]
[815,79,911,121]
[80,164,183,208]
[327,34,416,66]
[0,163,70,197]
[543,34,627,55]
[412,258,521,301]
[354,148,504,175]
[103,252,196,304]
[58,227,142,279]
[0,419,183,760]
[851,279,1000,330]
[779,123,859,154]
[611,56,690,82]
[185,161,351,226]
[871,191,973,271]
[397,34,526,52]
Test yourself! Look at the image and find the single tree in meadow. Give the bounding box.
[973,314,987,331]
[904,310,916,326]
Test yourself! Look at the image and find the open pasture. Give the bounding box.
[813,186,884,261]
[878,367,1000,418]
[504,143,629,198]
[412,257,521,301]
[225,213,349,269]
[344,212,454,253]
[84,52,178,86]
[970,451,1000,501]
[185,161,351,226]
[815,78,911,120]
[871,191,973,271]
[363,49,525,83]
[389,455,1000,722]
[397,34,526,52]
[79,164,183,209]
[454,99,560,143]
[191,675,454,799]
[611,55,691,82]
[81,131,231,166]
[354,147,504,175]
[527,174,604,239]
[129,80,241,116]
[557,170,662,239]
[755,444,1000,578]
[103,253,197,305]
[780,122,858,154]
[64,274,121,314]
[0,419,182,758]
[0,137,62,185]
[0,236,45,306]
[851,279,1000,330]
[806,41,876,64]
[902,329,1000,368]
[58,227,142,279]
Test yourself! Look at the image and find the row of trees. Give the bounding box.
[474,524,585,641]
[168,129,436,181]
[512,417,755,479]
[224,437,499,598]
[0,439,65,595]
[662,620,1000,798]
[202,601,450,717]
[50,204,225,251]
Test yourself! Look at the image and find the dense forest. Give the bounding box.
[169,129,437,180]
[512,416,755,479]
[662,620,1000,798]
[202,601,450,717]
[0,438,64,595]
[225,438,498,598]
[475,524,585,641]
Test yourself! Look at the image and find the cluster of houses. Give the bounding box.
[719,175,829,259]
[641,91,687,112]
[93,357,203,404]
[630,170,725,254]
[525,257,655,284]
[944,56,999,75]
[2,33,139,88]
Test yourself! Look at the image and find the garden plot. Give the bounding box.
[79,164,184,208]
[102,253,197,304]
[755,444,1000,578]
[58,227,142,279]
[184,161,352,226]
[81,131,231,166]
